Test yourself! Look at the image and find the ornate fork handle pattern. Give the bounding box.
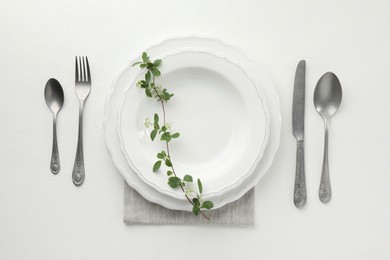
[72,150,85,186]
[72,102,85,186]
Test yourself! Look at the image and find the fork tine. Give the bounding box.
[83,56,87,82]
[79,56,85,82]
[75,56,79,83]
[85,56,91,83]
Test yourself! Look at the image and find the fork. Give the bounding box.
[72,56,91,186]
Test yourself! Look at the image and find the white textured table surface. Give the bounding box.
[1,0,390,259]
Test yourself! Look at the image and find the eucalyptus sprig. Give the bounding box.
[133,52,214,219]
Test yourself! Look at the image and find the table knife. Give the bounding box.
[292,60,307,208]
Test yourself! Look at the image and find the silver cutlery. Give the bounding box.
[44,78,64,174]
[314,72,342,203]
[292,60,307,208]
[72,56,91,186]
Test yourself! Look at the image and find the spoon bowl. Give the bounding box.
[313,72,342,203]
[314,72,342,119]
[44,78,64,174]
[45,78,64,114]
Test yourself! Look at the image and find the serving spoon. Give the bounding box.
[44,78,64,174]
[313,72,342,203]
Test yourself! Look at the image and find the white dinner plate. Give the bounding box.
[104,37,281,211]
[118,49,270,199]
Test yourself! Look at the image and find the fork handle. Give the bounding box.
[50,114,60,174]
[72,102,85,186]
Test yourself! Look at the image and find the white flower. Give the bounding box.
[154,85,163,95]
[136,80,142,88]
[184,182,196,196]
[144,118,151,128]
[164,123,172,130]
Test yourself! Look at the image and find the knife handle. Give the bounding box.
[294,140,307,208]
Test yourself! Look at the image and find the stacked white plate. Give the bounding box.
[104,37,281,211]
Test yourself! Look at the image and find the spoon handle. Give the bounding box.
[50,115,60,174]
[72,102,85,186]
[319,120,332,203]
[294,140,307,208]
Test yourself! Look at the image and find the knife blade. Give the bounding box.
[292,60,307,208]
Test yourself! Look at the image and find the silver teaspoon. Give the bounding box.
[313,72,342,203]
[44,78,64,174]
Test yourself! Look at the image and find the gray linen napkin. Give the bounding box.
[124,182,254,225]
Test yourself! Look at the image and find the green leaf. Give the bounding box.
[145,88,152,97]
[197,178,203,194]
[145,71,151,84]
[183,175,193,182]
[192,198,200,206]
[163,92,171,101]
[146,62,153,70]
[142,52,148,62]
[139,80,147,88]
[152,68,161,77]
[153,161,162,172]
[172,132,180,138]
[150,129,157,141]
[153,59,162,67]
[153,114,160,130]
[192,204,200,216]
[132,61,142,67]
[140,64,146,68]
[202,201,214,209]
[157,152,164,159]
[168,176,181,188]
[161,126,167,132]
[165,159,172,167]
[161,132,170,141]
[154,113,159,123]
[167,170,173,176]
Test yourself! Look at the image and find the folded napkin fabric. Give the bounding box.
[124,182,255,225]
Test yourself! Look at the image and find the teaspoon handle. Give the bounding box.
[72,102,85,186]
[50,115,60,174]
[294,140,307,208]
[319,120,332,203]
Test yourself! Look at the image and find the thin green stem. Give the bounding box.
[150,73,210,220]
